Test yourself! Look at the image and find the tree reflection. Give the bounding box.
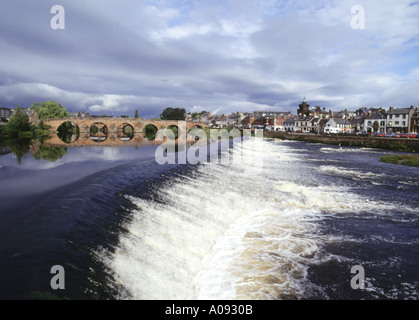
[33,145,68,162]
[3,139,31,164]
[0,139,68,164]
[57,121,80,144]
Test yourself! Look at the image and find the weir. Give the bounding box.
[264,132,419,153]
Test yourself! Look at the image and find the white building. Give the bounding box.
[363,113,386,133]
[386,107,415,133]
[324,118,352,134]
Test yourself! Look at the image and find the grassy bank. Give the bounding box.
[380,155,419,167]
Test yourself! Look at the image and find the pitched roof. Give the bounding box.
[255,116,266,121]
[366,112,386,119]
[332,118,351,125]
[387,108,411,115]
[351,118,364,124]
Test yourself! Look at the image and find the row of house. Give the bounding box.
[186,100,419,134]
[272,106,418,134]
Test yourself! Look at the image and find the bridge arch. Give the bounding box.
[166,124,179,140]
[90,122,108,143]
[57,121,80,144]
[144,124,158,141]
[118,123,134,141]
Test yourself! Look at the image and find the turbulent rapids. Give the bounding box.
[100,140,419,300]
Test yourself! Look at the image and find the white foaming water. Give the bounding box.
[101,140,408,300]
[318,165,388,181]
[320,147,378,153]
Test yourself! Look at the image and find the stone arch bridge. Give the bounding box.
[43,117,207,134]
[42,117,208,147]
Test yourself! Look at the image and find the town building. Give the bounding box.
[323,118,352,134]
[386,106,415,133]
[253,116,267,129]
[1,107,11,122]
[284,117,296,132]
[297,98,310,117]
[363,112,387,133]
[294,117,319,133]
[241,116,254,129]
[350,118,364,133]
[410,109,419,133]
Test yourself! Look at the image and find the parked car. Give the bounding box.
[385,133,396,137]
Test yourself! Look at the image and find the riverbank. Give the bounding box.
[380,154,419,167]
[263,132,419,153]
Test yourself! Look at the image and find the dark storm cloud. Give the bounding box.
[0,0,418,116]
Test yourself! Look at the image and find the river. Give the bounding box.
[0,138,418,300]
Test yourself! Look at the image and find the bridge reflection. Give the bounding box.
[45,132,161,148]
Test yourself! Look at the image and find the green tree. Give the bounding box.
[134,110,139,118]
[160,107,186,120]
[0,124,7,136]
[373,121,380,133]
[6,107,31,137]
[31,101,70,119]
[191,110,207,118]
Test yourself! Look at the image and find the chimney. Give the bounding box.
[389,106,393,111]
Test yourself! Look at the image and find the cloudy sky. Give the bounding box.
[0,0,418,118]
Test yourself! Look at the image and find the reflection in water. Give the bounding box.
[1,126,199,165]
[2,139,31,164]
[0,146,11,156]
[90,123,108,143]
[0,139,68,164]
[57,121,80,144]
[119,124,134,141]
[32,145,68,162]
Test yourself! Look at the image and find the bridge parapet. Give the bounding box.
[43,118,207,133]
[42,118,208,145]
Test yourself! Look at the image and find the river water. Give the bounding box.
[0,138,418,300]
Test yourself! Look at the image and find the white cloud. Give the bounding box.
[0,0,417,115]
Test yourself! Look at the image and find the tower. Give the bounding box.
[298,97,310,117]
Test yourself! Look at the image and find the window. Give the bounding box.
[380,121,385,126]
[389,115,393,119]
[396,114,400,118]
[395,121,399,125]
[388,121,392,126]
[402,121,406,126]
[403,115,406,119]
[368,121,372,126]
